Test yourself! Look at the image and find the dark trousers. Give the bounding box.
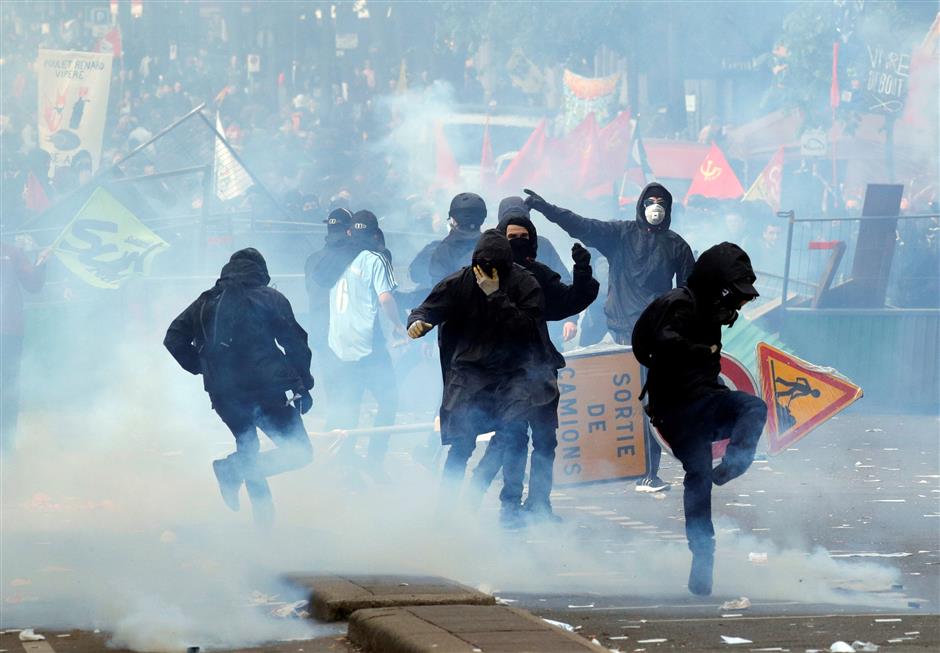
[328,346,398,465]
[612,330,661,478]
[0,335,23,453]
[470,399,559,509]
[441,419,529,508]
[657,391,767,553]
[213,397,313,517]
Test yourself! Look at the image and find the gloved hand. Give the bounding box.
[473,264,500,296]
[291,390,313,415]
[571,242,591,268]
[408,320,433,339]
[523,188,550,213]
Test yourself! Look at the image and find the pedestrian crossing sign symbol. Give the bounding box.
[757,343,863,454]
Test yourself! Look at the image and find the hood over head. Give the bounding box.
[635,182,673,231]
[471,229,514,278]
[220,247,270,287]
[687,241,759,305]
[497,196,530,222]
[496,212,539,262]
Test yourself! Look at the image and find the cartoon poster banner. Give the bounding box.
[37,49,113,175]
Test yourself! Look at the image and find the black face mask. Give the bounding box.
[508,237,535,264]
[714,306,739,327]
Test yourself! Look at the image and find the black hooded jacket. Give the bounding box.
[496,213,599,323]
[165,248,313,403]
[634,242,758,424]
[408,230,550,444]
[538,182,694,335]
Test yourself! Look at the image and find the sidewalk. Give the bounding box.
[348,604,609,653]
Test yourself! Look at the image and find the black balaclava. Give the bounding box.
[496,211,538,265]
[635,182,673,232]
[686,242,759,327]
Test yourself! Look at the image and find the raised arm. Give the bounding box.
[524,189,621,256]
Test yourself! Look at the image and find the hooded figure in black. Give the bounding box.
[165,248,314,526]
[496,196,579,348]
[407,229,548,513]
[632,242,766,596]
[524,182,695,492]
[465,212,599,524]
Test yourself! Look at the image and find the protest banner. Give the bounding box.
[37,49,113,173]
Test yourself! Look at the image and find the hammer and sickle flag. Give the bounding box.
[52,187,169,289]
[742,146,784,212]
[757,343,863,455]
[684,143,745,203]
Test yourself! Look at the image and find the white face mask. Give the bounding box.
[644,204,666,226]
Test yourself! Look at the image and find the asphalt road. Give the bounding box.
[2,413,937,652]
[499,412,940,652]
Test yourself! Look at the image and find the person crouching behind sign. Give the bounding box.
[632,242,766,596]
[407,230,547,521]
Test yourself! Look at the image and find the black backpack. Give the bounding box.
[631,287,694,368]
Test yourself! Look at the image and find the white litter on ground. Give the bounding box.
[720,597,751,610]
[18,630,45,642]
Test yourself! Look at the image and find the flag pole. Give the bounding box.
[197,109,292,223]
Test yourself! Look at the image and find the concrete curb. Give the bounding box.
[348,605,610,653]
[286,574,496,622]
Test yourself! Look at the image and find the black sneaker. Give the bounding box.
[212,459,241,512]
[635,475,670,493]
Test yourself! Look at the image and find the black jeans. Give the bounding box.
[657,391,767,553]
[213,397,313,513]
[328,345,398,465]
[470,398,559,509]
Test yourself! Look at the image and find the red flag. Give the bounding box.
[684,143,745,203]
[96,26,122,59]
[433,122,460,189]
[830,41,840,110]
[581,110,633,190]
[742,146,784,212]
[480,118,495,186]
[25,172,50,213]
[498,119,547,189]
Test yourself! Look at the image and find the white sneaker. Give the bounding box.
[635,476,670,493]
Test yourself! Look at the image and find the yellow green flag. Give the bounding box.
[53,187,169,289]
